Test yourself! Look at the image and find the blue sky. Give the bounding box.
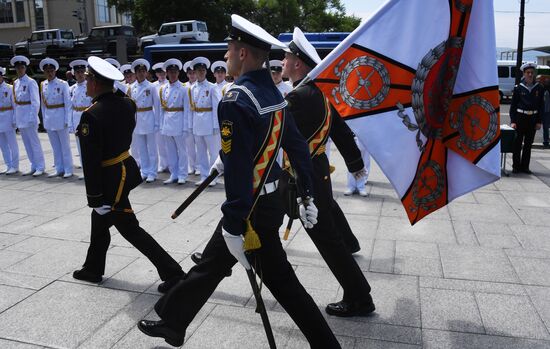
[342,0,550,48]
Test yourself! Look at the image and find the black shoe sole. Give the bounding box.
[325,303,376,317]
[137,322,184,347]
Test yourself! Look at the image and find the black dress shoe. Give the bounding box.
[523,169,533,174]
[138,320,184,347]
[158,274,185,293]
[191,252,232,277]
[73,268,102,283]
[326,297,376,317]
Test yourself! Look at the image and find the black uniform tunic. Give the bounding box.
[510,81,545,171]
[285,78,372,303]
[154,69,341,348]
[77,91,183,280]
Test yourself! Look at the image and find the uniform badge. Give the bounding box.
[146,89,150,96]
[223,90,239,102]
[206,90,209,97]
[57,88,60,93]
[81,123,90,137]
[221,120,233,154]
[23,86,26,92]
[3,92,7,97]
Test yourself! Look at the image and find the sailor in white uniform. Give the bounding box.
[68,60,92,177]
[129,59,160,182]
[120,63,140,164]
[211,60,228,95]
[105,58,128,95]
[0,66,19,174]
[39,58,73,178]
[159,58,190,185]
[152,62,169,173]
[11,56,45,176]
[182,60,198,175]
[269,60,293,97]
[188,57,222,186]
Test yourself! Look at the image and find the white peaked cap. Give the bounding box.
[152,62,165,71]
[11,55,30,66]
[39,57,60,71]
[119,64,132,73]
[520,62,537,72]
[131,58,151,72]
[87,56,124,81]
[284,27,321,68]
[105,58,121,69]
[211,61,227,73]
[69,59,88,69]
[164,58,183,71]
[191,56,210,70]
[226,14,287,51]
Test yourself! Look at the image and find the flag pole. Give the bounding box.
[514,0,526,85]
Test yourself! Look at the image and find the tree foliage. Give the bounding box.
[108,0,360,40]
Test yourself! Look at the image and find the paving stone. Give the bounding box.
[0,339,44,348]
[471,221,515,235]
[505,248,550,259]
[101,257,162,293]
[514,206,550,226]
[337,195,383,217]
[423,329,550,349]
[353,338,421,349]
[0,270,53,290]
[377,216,456,244]
[0,212,26,226]
[439,244,519,283]
[0,284,35,313]
[510,224,550,251]
[0,281,137,348]
[419,276,526,295]
[152,222,213,255]
[476,233,521,249]
[0,250,31,269]
[0,215,55,235]
[294,265,340,292]
[285,230,331,268]
[476,293,550,340]
[525,286,550,334]
[420,288,484,333]
[448,202,522,224]
[509,256,550,286]
[0,233,29,250]
[327,317,422,345]
[452,221,479,246]
[370,239,394,273]
[472,192,510,205]
[25,214,91,242]
[283,329,356,349]
[502,192,550,208]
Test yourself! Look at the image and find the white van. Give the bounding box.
[139,20,209,51]
[498,60,550,100]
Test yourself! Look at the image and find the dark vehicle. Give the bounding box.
[74,25,138,56]
[0,43,13,59]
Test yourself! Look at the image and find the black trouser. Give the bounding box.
[331,199,360,252]
[512,116,537,171]
[154,191,341,349]
[83,196,183,281]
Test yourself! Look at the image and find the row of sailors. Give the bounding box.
[0,55,292,184]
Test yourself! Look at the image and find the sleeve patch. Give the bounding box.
[80,123,89,137]
[221,120,233,154]
[222,90,239,102]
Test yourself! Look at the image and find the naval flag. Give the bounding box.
[309,0,501,224]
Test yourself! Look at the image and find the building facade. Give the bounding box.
[0,0,131,46]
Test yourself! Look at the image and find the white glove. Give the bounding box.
[352,168,368,181]
[210,155,224,176]
[222,228,251,270]
[93,205,111,215]
[297,197,318,229]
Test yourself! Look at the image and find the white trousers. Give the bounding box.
[47,128,73,174]
[134,133,158,178]
[164,134,188,180]
[156,132,168,170]
[131,133,140,167]
[185,132,197,173]
[74,134,82,167]
[19,126,45,172]
[347,138,371,191]
[194,133,221,181]
[0,129,19,170]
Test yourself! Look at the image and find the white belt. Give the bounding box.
[517,109,538,115]
[259,180,278,196]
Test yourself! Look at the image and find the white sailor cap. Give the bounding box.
[269,60,283,72]
[0,66,5,76]
[86,56,124,81]
[164,58,183,71]
[211,61,227,73]
[10,55,30,67]
[520,62,537,72]
[152,62,165,72]
[69,59,88,70]
[226,14,287,51]
[131,58,150,72]
[39,57,59,71]
[183,60,193,72]
[191,56,210,70]
[119,64,133,74]
[284,27,321,68]
[105,58,121,69]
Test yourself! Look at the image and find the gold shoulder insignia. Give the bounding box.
[81,123,89,137]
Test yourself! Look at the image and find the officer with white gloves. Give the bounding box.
[11,55,45,176]
[129,59,160,182]
[0,66,19,175]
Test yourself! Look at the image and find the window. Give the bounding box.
[61,31,74,39]
[122,28,134,36]
[30,32,43,41]
[97,0,110,23]
[14,0,23,22]
[34,0,44,30]
[45,31,56,40]
[0,0,14,24]
[159,24,176,35]
[497,66,509,78]
[180,23,191,32]
[511,67,517,79]
[197,22,207,32]
[90,29,104,38]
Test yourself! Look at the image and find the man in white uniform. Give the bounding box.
[211,61,228,94]
[270,60,293,97]
[120,63,140,163]
[159,59,190,185]
[11,55,45,176]
[129,59,160,183]
[188,57,221,186]
[0,66,19,174]
[39,58,73,178]
[68,59,92,178]
[183,60,198,175]
[152,62,169,173]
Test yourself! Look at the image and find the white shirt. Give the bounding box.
[40,77,71,131]
[114,80,128,95]
[0,81,16,132]
[189,79,221,136]
[276,80,293,97]
[69,80,92,132]
[159,80,190,137]
[129,79,160,135]
[13,74,40,128]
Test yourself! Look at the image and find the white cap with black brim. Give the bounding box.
[284,27,321,68]
[225,14,287,52]
[86,56,124,81]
